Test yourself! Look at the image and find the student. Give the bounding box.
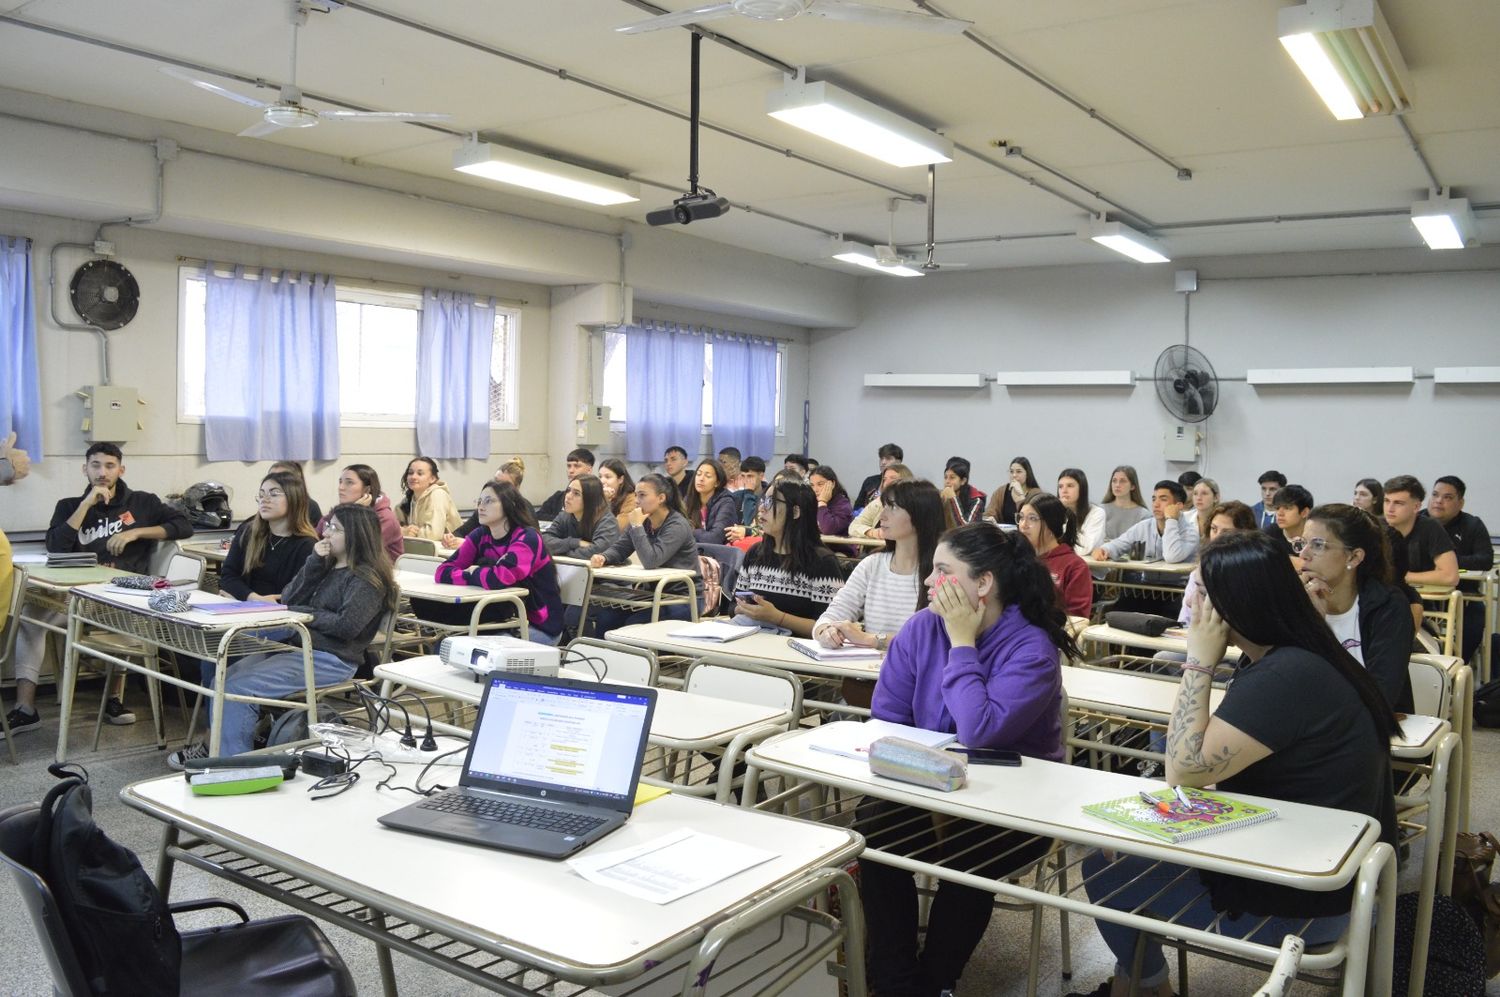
[1184,476,1219,531]
[682,459,739,544]
[855,442,903,509]
[268,460,322,525]
[864,523,1075,997]
[782,454,812,481]
[1262,483,1314,558]
[1071,530,1397,997]
[732,480,845,637]
[320,464,403,562]
[1251,469,1287,529]
[0,527,11,637]
[1017,492,1092,619]
[1091,480,1198,565]
[430,481,565,644]
[1177,469,1202,492]
[1298,504,1415,711]
[219,471,319,602]
[542,473,619,557]
[446,456,526,546]
[986,455,1041,526]
[809,465,854,537]
[0,429,30,484]
[1352,477,1383,513]
[9,443,195,735]
[716,446,741,483]
[662,445,691,499]
[940,457,986,530]
[536,447,595,522]
[588,474,700,631]
[396,457,461,541]
[597,457,638,535]
[1176,500,1257,626]
[727,457,768,540]
[1424,475,1494,660]
[1100,465,1150,541]
[1057,468,1106,557]
[1384,474,1459,588]
[848,463,914,539]
[169,504,400,764]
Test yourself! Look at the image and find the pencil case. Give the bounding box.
[868,737,967,792]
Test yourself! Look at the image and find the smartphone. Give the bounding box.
[734,590,757,601]
[956,747,1022,766]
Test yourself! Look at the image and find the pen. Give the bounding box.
[1173,785,1193,808]
[1138,790,1171,814]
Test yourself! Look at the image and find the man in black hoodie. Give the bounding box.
[6,443,193,738]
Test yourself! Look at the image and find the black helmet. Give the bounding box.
[180,481,233,529]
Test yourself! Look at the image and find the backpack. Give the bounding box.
[1392,891,1486,995]
[32,763,181,994]
[697,554,722,617]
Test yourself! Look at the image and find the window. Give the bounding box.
[600,328,785,436]
[177,267,518,427]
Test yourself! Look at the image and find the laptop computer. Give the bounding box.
[377,670,657,859]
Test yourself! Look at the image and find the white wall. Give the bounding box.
[808,248,1500,526]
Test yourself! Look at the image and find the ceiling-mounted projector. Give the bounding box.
[646,191,731,226]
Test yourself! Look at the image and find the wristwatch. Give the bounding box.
[875,632,890,653]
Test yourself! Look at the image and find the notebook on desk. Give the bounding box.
[378,670,657,859]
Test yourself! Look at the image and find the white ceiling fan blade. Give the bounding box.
[317,110,455,122]
[159,65,271,108]
[237,118,285,138]
[806,0,971,33]
[615,3,737,34]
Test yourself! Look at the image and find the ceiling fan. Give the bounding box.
[874,165,969,271]
[616,0,972,35]
[159,2,451,138]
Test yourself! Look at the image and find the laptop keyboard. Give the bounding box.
[419,792,607,836]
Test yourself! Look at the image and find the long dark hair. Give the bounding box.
[1308,503,1394,587]
[747,480,826,576]
[1109,464,1145,507]
[1355,477,1384,511]
[945,457,977,503]
[1057,467,1090,516]
[1198,530,1395,740]
[572,474,607,536]
[343,463,383,502]
[323,503,399,612]
[242,471,317,573]
[682,459,727,525]
[941,522,1080,659]
[810,465,850,504]
[637,473,685,519]
[882,479,945,610]
[1009,456,1040,490]
[399,456,440,519]
[600,457,635,515]
[1022,491,1075,549]
[482,480,538,534]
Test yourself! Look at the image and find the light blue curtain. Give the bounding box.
[417,289,495,459]
[0,236,41,463]
[625,321,705,462]
[204,265,339,461]
[711,333,777,460]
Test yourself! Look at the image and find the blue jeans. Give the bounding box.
[588,602,690,637]
[1081,850,1349,988]
[216,649,355,755]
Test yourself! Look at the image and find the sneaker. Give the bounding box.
[103,697,136,726]
[1136,760,1161,779]
[167,741,210,772]
[3,706,41,738]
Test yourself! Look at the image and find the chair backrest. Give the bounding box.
[554,561,594,637]
[403,537,438,557]
[684,659,800,719]
[0,565,27,669]
[0,803,91,996]
[395,552,446,575]
[1409,653,1459,719]
[1417,587,1461,657]
[564,637,657,686]
[165,552,206,587]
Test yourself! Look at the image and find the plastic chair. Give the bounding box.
[554,560,594,639]
[0,801,356,996]
[402,537,439,557]
[0,565,26,764]
[684,658,801,717]
[564,636,657,686]
[1408,655,1452,719]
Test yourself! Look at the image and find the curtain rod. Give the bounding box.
[595,319,794,345]
[176,256,529,307]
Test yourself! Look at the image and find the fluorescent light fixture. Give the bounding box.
[833,242,924,277]
[1434,367,1500,384]
[995,370,1136,387]
[1247,366,1413,385]
[767,73,952,168]
[1411,189,1478,250]
[864,373,986,388]
[1079,216,1169,263]
[452,140,639,206]
[1277,0,1411,120]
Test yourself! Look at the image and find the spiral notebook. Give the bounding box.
[1083,787,1278,844]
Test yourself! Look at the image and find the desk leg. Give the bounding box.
[156,824,180,899]
[53,606,84,763]
[372,910,399,997]
[208,649,229,757]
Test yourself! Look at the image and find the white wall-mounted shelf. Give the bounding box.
[994,370,1135,387]
[862,373,987,389]
[1434,367,1500,384]
[1246,366,1414,385]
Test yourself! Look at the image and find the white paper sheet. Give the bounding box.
[567,828,775,904]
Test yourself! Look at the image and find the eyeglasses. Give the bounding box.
[1291,537,1345,556]
[323,522,344,534]
[1015,513,1042,527]
[475,496,499,507]
[255,489,285,501]
[759,494,780,510]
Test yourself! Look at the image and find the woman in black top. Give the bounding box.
[732,481,844,637]
[986,455,1041,525]
[1070,530,1397,997]
[681,459,738,544]
[268,460,322,526]
[940,457,985,531]
[219,471,318,602]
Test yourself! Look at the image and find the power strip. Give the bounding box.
[365,730,466,767]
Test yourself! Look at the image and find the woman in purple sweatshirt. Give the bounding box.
[861,522,1078,997]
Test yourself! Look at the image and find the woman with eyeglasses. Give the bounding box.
[1296,503,1414,711]
[682,458,739,544]
[219,471,319,603]
[589,474,700,632]
[863,522,1076,997]
[986,455,1041,526]
[427,481,565,644]
[268,460,322,526]
[732,481,844,637]
[940,456,986,531]
[1015,492,1092,619]
[542,473,619,557]
[1056,468,1106,557]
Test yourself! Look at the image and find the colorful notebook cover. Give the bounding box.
[1083,787,1279,844]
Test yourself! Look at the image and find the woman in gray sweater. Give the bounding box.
[542,474,619,556]
[588,473,699,633]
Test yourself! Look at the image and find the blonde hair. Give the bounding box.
[498,456,525,487]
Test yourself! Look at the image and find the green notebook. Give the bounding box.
[1083,787,1279,844]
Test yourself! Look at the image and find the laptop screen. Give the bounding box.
[462,674,653,805]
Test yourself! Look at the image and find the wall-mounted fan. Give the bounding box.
[70,259,140,330]
[1154,345,1218,423]
[617,0,972,35]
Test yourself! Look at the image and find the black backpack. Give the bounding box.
[32,763,181,994]
[1393,891,1486,996]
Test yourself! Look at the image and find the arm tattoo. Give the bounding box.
[1167,660,1239,778]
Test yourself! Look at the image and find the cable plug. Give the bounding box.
[419,729,439,752]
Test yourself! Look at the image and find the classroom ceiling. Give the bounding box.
[1,0,1497,275]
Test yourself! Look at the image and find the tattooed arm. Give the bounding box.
[1166,592,1272,787]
